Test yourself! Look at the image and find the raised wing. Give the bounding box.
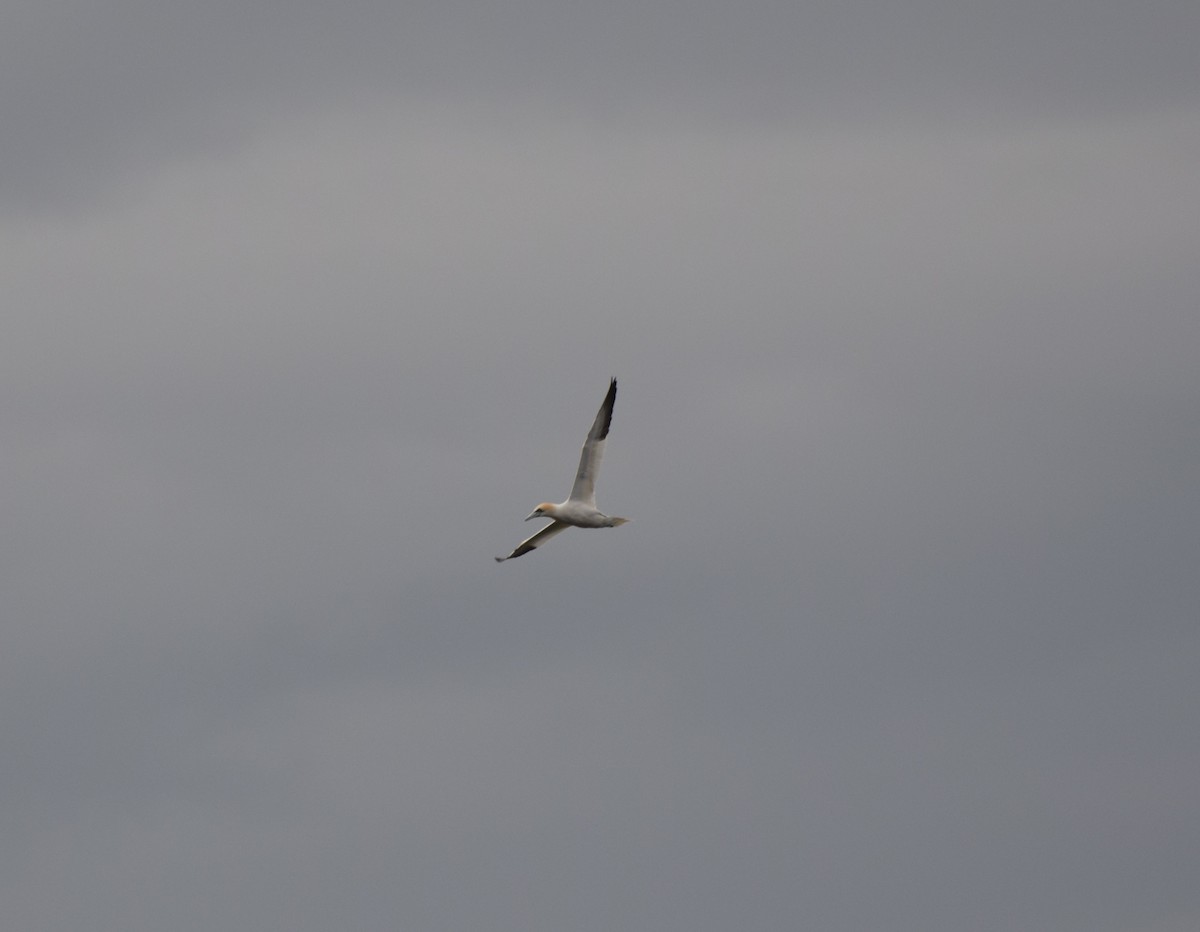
[568,378,616,506]
[495,520,569,562]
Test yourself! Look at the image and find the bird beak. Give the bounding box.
[524,511,541,522]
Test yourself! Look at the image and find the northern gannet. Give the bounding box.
[495,378,629,562]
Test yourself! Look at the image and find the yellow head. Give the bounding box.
[525,503,558,521]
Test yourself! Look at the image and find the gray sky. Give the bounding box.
[3,2,1199,930]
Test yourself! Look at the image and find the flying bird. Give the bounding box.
[495,378,629,562]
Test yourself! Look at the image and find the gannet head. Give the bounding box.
[525,503,558,521]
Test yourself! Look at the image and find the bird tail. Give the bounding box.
[609,517,630,527]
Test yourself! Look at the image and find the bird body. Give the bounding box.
[525,500,628,528]
[496,378,629,562]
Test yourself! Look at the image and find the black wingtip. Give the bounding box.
[594,378,618,440]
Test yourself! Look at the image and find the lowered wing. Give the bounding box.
[495,520,570,562]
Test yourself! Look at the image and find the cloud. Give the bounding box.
[2,10,1198,928]
[6,1,1198,210]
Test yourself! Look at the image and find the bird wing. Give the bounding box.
[568,378,617,507]
[495,521,570,562]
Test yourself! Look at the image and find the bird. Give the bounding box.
[495,378,629,562]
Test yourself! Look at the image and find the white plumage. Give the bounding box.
[495,378,629,562]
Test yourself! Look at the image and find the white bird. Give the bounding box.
[495,378,629,562]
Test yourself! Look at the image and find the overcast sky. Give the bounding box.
[3,2,1199,930]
